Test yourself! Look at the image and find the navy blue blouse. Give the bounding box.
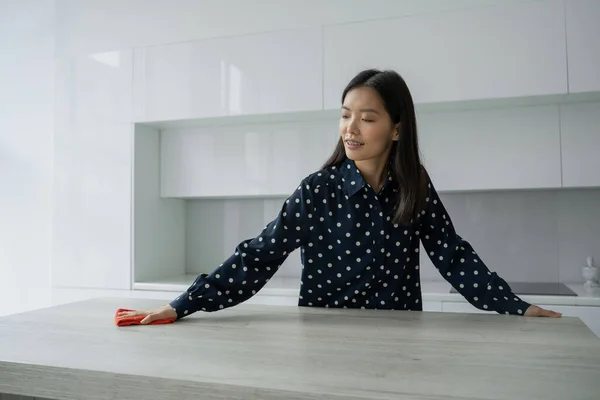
[169,157,531,319]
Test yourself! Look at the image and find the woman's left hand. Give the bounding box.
[524,304,562,318]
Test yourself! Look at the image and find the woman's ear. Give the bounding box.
[393,123,401,141]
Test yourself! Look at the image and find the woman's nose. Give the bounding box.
[344,118,358,133]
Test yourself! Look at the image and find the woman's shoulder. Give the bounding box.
[300,164,342,189]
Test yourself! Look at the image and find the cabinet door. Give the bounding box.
[323,0,567,109]
[422,301,443,312]
[160,120,338,198]
[537,304,600,338]
[245,296,299,307]
[442,301,600,338]
[560,101,600,188]
[441,301,488,314]
[418,105,562,191]
[134,27,323,122]
[51,124,133,290]
[566,0,600,93]
[54,49,133,130]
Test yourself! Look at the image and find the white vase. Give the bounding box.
[582,256,600,288]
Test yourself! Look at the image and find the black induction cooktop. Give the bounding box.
[450,282,577,296]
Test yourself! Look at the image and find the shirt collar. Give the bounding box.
[339,158,366,197]
[339,157,395,198]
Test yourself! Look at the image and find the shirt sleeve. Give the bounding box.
[418,173,532,316]
[168,179,314,319]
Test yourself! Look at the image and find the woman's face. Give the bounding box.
[339,86,399,163]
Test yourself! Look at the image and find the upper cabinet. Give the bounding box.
[565,0,600,93]
[54,49,134,129]
[323,0,567,109]
[159,120,338,198]
[53,49,135,290]
[418,105,562,192]
[560,101,600,188]
[133,28,323,122]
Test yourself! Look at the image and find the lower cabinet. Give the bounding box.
[441,301,600,338]
[535,304,600,339]
[422,301,443,312]
[441,301,489,314]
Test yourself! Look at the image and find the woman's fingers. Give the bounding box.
[524,305,562,318]
[542,308,563,318]
[141,307,176,324]
[118,310,146,317]
[117,305,177,325]
[140,313,155,325]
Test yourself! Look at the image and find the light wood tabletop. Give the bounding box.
[1,297,599,400]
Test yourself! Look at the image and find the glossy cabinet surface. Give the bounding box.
[560,101,600,188]
[52,124,133,290]
[54,49,134,129]
[133,28,323,122]
[160,120,339,198]
[565,0,600,93]
[323,0,567,109]
[416,105,561,191]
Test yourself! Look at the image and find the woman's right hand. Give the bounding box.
[117,304,178,324]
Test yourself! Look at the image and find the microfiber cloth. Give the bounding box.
[114,308,175,327]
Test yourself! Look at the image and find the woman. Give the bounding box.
[120,69,561,324]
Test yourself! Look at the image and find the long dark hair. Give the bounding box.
[322,69,427,225]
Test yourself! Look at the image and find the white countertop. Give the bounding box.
[134,274,600,307]
[420,280,600,307]
[1,298,599,400]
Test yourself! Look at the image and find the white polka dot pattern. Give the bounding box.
[169,159,531,319]
[418,171,530,316]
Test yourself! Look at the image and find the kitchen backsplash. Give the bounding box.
[185,186,600,285]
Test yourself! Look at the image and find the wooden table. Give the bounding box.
[1,298,599,400]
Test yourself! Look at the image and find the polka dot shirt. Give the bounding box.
[169,157,531,319]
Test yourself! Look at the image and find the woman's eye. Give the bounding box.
[362,119,374,123]
[341,115,349,119]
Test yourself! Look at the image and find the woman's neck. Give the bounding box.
[355,158,389,193]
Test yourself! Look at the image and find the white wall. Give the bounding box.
[0,0,55,316]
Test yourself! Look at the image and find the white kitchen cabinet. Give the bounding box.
[160,119,339,198]
[535,304,600,338]
[565,0,600,93]
[323,0,567,109]
[560,101,600,188]
[418,105,562,192]
[422,301,443,312]
[133,27,322,122]
[441,302,489,314]
[51,49,135,291]
[133,124,187,286]
[442,301,600,337]
[54,49,133,130]
[51,123,133,290]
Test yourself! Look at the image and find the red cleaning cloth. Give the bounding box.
[114,308,176,327]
